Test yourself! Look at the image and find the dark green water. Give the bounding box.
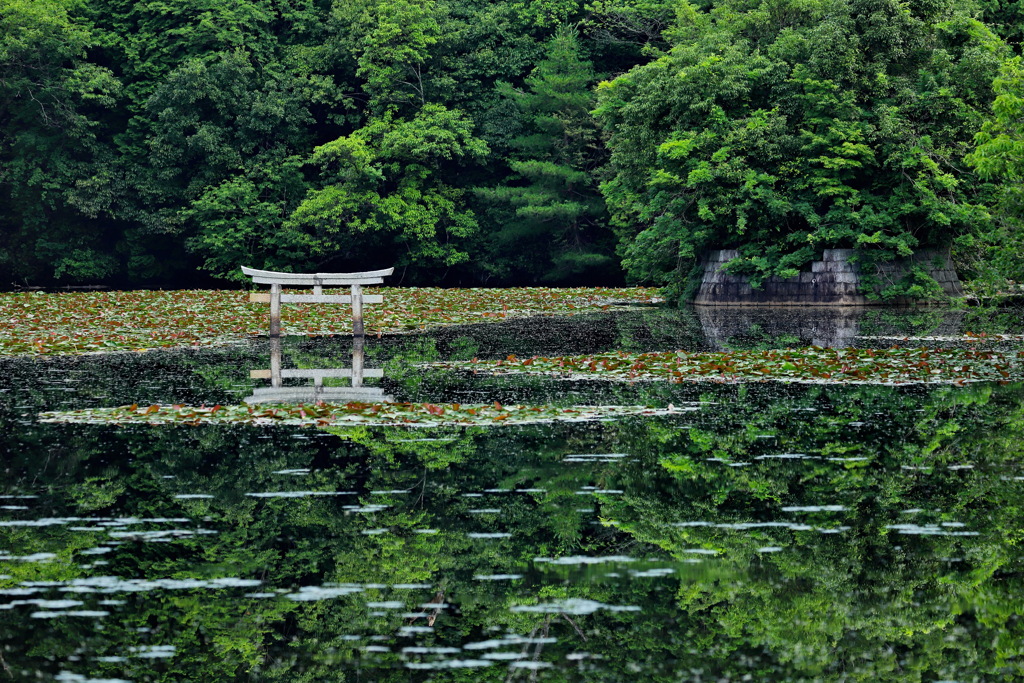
[2,307,1024,682]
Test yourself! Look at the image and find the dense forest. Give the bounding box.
[1,0,1022,295]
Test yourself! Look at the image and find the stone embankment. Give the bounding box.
[693,248,963,306]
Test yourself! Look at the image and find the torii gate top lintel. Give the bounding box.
[240,266,394,285]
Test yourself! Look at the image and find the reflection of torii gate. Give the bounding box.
[241,266,393,337]
[246,336,392,404]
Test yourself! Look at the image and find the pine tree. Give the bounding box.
[475,25,615,284]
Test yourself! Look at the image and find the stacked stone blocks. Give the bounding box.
[693,248,963,306]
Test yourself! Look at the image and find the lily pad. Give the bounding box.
[0,287,662,356]
[427,347,1024,385]
[38,401,689,428]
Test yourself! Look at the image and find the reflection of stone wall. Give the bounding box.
[693,248,963,306]
[697,307,865,350]
[695,306,967,350]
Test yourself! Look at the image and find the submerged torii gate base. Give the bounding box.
[241,266,394,337]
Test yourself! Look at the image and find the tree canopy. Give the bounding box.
[594,0,1010,299]
[0,0,1021,293]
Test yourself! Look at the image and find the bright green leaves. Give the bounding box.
[970,57,1024,184]
[595,0,1008,302]
[288,0,491,274]
[4,0,1017,296]
[289,104,488,271]
[339,0,442,113]
[509,0,583,28]
[597,42,787,295]
[964,56,1024,293]
[184,155,312,281]
[365,104,490,162]
[0,0,90,73]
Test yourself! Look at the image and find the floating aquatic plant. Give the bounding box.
[0,287,662,356]
[38,401,687,428]
[428,347,1024,385]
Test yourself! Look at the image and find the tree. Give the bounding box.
[88,0,350,283]
[473,26,616,284]
[284,0,490,276]
[287,104,489,273]
[966,56,1024,290]
[2,0,643,286]
[332,0,443,115]
[140,49,328,279]
[0,0,122,284]
[977,0,1024,46]
[594,0,1008,301]
[182,154,311,280]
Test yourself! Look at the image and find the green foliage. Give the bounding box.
[594,0,1008,300]
[973,115,1020,179]
[1,0,1022,290]
[966,56,1024,292]
[977,0,1024,45]
[582,0,677,50]
[0,0,635,287]
[474,26,616,284]
[342,0,442,112]
[183,155,311,280]
[0,0,123,283]
[288,104,489,272]
[510,0,584,28]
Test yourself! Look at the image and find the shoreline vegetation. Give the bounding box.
[2,0,1022,298]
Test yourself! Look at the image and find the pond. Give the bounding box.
[3,305,1024,681]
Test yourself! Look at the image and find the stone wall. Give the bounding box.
[692,248,963,306]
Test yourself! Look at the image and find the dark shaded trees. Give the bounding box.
[0,0,122,283]
[474,26,615,284]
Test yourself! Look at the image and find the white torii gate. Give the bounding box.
[241,266,394,337]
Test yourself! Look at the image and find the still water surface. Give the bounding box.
[2,306,1024,681]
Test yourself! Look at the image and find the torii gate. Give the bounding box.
[241,266,394,337]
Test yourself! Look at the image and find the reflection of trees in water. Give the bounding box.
[3,380,1024,679]
[418,305,1009,356]
[604,381,1024,680]
[695,306,979,350]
